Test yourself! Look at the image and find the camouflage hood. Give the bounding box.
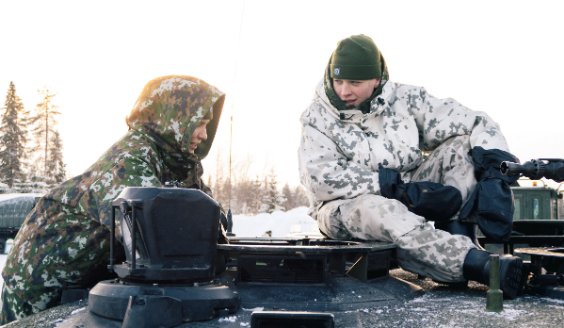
[126,75,225,160]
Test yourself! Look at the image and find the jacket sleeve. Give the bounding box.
[404,86,510,152]
[299,124,379,202]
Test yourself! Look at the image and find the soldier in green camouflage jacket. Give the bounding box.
[299,35,525,299]
[0,75,225,323]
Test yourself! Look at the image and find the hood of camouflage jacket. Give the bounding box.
[126,75,225,160]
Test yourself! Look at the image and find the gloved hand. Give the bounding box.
[378,165,462,222]
[459,146,520,242]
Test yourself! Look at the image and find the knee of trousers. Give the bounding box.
[414,136,476,200]
[318,195,428,241]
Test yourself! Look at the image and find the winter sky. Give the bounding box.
[1,0,563,187]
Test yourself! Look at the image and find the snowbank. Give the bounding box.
[231,206,320,238]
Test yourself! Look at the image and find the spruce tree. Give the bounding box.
[261,171,285,214]
[0,82,28,188]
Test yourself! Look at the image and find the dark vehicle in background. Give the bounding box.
[512,182,564,234]
[0,194,40,253]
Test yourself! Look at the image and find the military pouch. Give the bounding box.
[477,178,514,242]
[460,147,520,242]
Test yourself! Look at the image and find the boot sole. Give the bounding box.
[500,256,524,299]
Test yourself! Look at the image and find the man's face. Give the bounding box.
[332,79,380,108]
[189,119,210,153]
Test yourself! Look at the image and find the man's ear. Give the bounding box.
[375,79,381,88]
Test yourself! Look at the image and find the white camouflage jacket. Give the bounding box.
[298,80,510,212]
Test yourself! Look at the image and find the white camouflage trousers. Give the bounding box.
[316,136,478,282]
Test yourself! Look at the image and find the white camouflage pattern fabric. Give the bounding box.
[299,80,511,282]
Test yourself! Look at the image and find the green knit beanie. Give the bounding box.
[330,34,382,80]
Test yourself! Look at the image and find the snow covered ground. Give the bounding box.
[230,206,320,238]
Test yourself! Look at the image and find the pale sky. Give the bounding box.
[1,0,563,187]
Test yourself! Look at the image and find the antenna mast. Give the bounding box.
[228,114,233,209]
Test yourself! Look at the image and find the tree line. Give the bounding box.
[0,82,65,193]
[206,155,310,215]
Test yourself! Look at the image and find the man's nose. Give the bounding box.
[340,83,352,95]
[199,128,208,140]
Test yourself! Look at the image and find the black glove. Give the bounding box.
[379,165,462,222]
[459,146,520,242]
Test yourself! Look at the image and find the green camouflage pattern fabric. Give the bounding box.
[299,72,512,283]
[0,75,225,323]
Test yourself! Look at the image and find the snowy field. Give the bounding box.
[0,206,319,292]
[230,206,320,238]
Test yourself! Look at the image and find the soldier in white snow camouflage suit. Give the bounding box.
[0,75,225,324]
[299,35,525,299]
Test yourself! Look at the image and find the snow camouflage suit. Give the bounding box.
[298,60,513,283]
[0,75,225,324]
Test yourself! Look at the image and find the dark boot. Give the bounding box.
[462,248,525,299]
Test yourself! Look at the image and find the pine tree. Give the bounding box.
[29,88,63,180]
[0,82,28,187]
